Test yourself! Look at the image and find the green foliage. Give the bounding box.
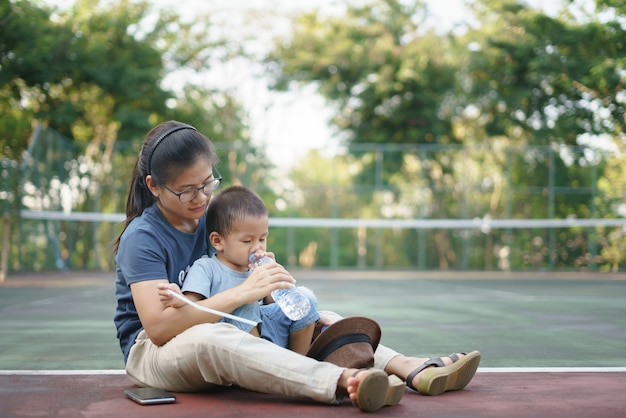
[0,0,252,161]
[2,0,626,272]
[462,0,625,143]
[0,0,262,271]
[1,0,166,152]
[266,0,456,146]
[265,0,626,271]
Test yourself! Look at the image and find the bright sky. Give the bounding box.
[45,0,564,167]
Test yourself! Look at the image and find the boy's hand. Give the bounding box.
[157,282,186,309]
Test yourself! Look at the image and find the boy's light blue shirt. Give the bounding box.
[182,255,262,333]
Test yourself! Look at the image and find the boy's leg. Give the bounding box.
[260,301,320,355]
[282,289,320,353]
[259,303,292,348]
[288,323,316,355]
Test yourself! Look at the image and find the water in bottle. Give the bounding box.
[248,254,311,320]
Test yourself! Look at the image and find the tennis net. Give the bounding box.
[8,209,626,273]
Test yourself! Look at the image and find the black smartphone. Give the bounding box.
[124,387,176,405]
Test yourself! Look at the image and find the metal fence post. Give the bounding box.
[0,212,8,281]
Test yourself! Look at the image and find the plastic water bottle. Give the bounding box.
[248,254,311,320]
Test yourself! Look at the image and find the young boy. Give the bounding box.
[159,185,319,355]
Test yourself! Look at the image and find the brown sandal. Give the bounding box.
[406,351,481,396]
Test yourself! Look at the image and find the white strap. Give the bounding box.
[167,289,257,326]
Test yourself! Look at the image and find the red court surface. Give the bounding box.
[1,370,625,417]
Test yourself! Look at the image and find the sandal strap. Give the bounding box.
[406,357,445,390]
[448,352,466,363]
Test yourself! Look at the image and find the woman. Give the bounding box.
[113,120,481,412]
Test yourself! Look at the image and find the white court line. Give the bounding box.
[0,370,127,375]
[1,367,625,376]
[476,367,626,373]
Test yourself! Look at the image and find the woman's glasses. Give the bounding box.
[164,167,222,203]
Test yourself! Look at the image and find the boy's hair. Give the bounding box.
[206,186,268,236]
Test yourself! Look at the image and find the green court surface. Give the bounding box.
[0,270,625,370]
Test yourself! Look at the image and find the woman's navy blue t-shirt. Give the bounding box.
[114,203,208,362]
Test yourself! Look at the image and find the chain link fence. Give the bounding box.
[2,124,625,274]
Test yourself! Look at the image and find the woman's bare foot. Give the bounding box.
[347,369,390,412]
[345,369,371,401]
[337,368,367,400]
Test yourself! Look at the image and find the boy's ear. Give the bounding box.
[209,231,224,251]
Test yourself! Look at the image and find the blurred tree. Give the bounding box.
[265,0,499,268]
[0,0,251,159]
[273,149,363,267]
[456,0,624,268]
[264,0,462,253]
[166,84,272,188]
[461,0,625,145]
[0,0,262,271]
[1,0,160,156]
[596,147,626,272]
[265,0,625,270]
[266,0,457,146]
